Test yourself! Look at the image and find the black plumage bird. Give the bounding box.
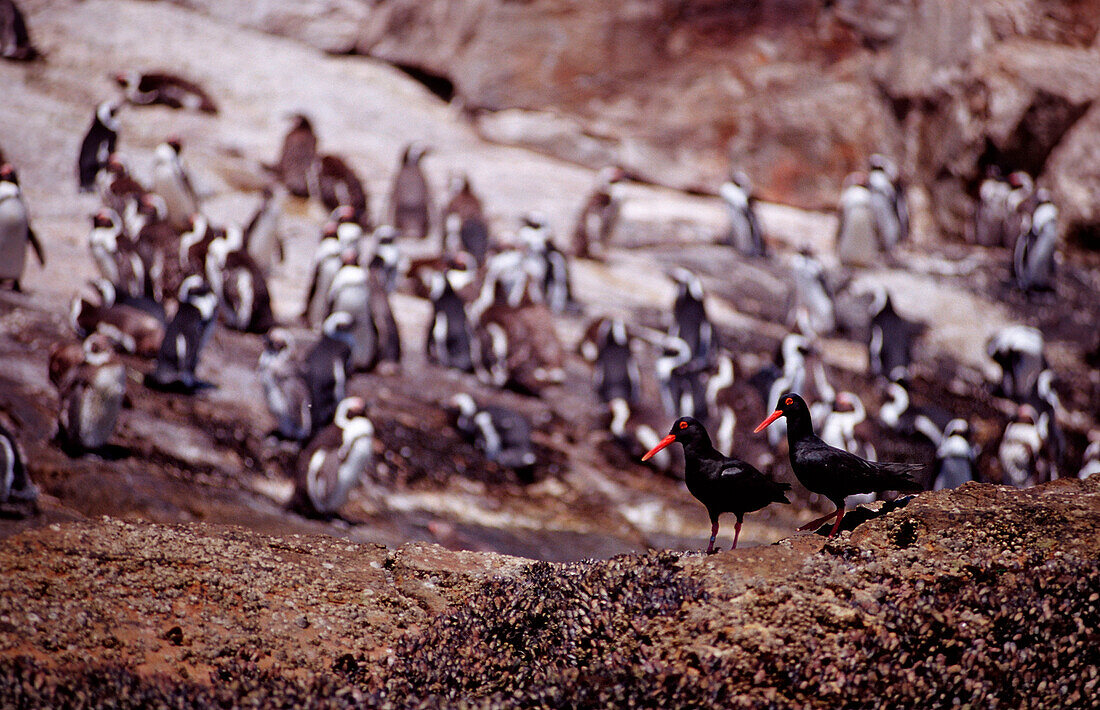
[643,417,790,553]
[754,392,922,537]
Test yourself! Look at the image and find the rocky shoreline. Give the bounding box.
[2,478,1097,707]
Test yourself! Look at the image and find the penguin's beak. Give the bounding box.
[642,434,676,461]
[754,410,784,433]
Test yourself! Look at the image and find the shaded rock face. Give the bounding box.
[168,0,1100,242]
[0,479,1097,707]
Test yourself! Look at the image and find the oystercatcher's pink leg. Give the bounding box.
[798,507,840,532]
[730,520,742,550]
[827,508,847,538]
[706,521,719,554]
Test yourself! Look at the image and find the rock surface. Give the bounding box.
[0,478,1097,706]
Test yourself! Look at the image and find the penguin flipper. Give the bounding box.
[27,227,45,266]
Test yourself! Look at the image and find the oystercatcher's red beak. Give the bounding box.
[754,410,783,433]
[642,434,677,461]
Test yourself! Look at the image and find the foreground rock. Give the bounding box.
[1,478,1097,707]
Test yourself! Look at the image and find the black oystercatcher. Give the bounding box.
[754,392,922,537]
[643,417,790,554]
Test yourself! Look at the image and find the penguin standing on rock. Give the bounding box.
[259,328,312,441]
[0,0,37,61]
[78,101,121,192]
[151,137,200,233]
[390,143,432,240]
[0,164,44,291]
[310,154,370,229]
[303,226,344,327]
[291,397,374,519]
[933,419,978,490]
[274,114,317,198]
[0,422,37,514]
[572,166,625,260]
[998,404,1044,488]
[303,312,353,431]
[206,232,274,334]
[148,275,217,391]
[57,334,128,454]
[243,186,285,275]
[1013,189,1058,293]
[866,285,919,381]
[789,251,835,338]
[425,266,475,372]
[87,209,143,298]
[987,325,1045,402]
[719,170,766,257]
[867,154,908,250]
[835,173,879,267]
[326,251,377,372]
[581,317,640,407]
[667,267,714,368]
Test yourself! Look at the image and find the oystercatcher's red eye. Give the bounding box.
[785,397,793,406]
[679,421,688,430]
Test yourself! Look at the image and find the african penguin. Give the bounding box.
[974,166,1010,247]
[57,334,128,454]
[303,311,353,431]
[866,285,918,381]
[997,405,1043,488]
[933,419,978,491]
[77,101,121,192]
[1013,189,1058,293]
[303,227,344,327]
[877,377,951,447]
[867,154,908,250]
[243,186,285,275]
[583,317,640,406]
[719,170,766,257]
[789,251,836,338]
[148,275,217,391]
[309,154,370,229]
[571,165,625,260]
[0,422,37,513]
[667,267,713,368]
[987,325,1045,402]
[835,173,880,267]
[390,143,432,240]
[0,163,44,290]
[291,397,374,519]
[425,267,475,372]
[151,137,200,232]
[274,114,317,198]
[70,279,165,357]
[325,252,378,372]
[259,328,312,441]
[0,0,36,61]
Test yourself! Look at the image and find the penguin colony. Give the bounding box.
[1,6,1096,545]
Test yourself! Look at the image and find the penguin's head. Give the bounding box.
[334,396,369,427]
[82,334,115,366]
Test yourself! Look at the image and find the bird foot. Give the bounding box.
[798,510,840,532]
